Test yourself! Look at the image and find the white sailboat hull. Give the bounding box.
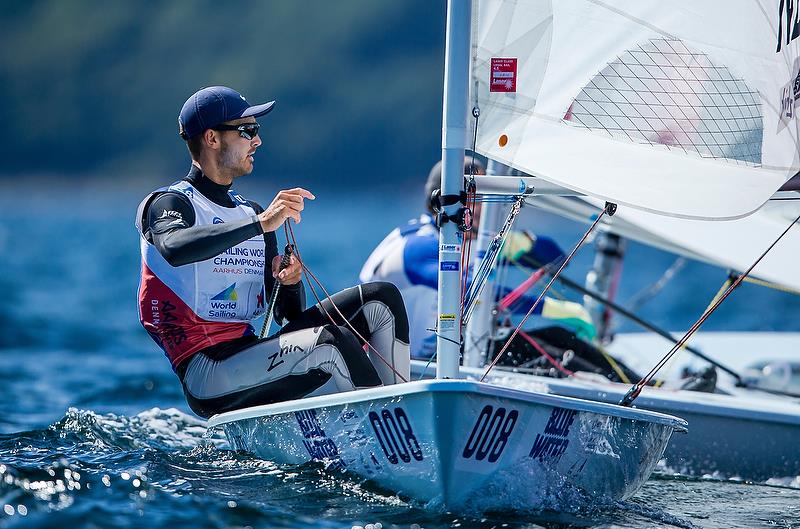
[208,380,685,510]
[428,333,800,480]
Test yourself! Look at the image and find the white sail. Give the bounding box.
[532,194,800,292]
[471,0,800,220]
[531,196,800,292]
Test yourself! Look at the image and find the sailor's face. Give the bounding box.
[218,117,262,178]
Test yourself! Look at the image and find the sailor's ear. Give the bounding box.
[202,129,221,151]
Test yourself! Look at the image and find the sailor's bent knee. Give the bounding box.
[317,324,356,348]
[315,324,381,388]
[360,281,409,340]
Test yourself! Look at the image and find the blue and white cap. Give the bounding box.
[178,86,275,139]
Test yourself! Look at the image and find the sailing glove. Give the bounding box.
[541,297,597,341]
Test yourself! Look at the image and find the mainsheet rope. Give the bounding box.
[619,211,800,406]
[269,221,409,383]
[479,204,614,382]
[459,108,482,315]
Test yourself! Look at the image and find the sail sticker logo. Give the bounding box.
[369,408,423,465]
[462,405,519,463]
[212,217,224,224]
[295,409,345,469]
[440,243,461,253]
[776,0,800,53]
[490,58,517,93]
[440,261,459,271]
[528,407,578,464]
[780,57,800,123]
[439,313,456,330]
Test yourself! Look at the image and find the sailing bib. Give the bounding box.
[137,180,266,367]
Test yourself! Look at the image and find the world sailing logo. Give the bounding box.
[209,284,238,317]
[211,283,237,301]
[777,0,800,52]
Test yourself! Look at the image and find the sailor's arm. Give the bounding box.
[146,192,263,267]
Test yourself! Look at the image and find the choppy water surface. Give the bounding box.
[1,184,799,529]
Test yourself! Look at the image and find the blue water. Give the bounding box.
[1,180,799,529]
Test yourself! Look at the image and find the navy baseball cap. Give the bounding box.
[178,86,275,139]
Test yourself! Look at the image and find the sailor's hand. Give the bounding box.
[259,188,315,232]
[272,254,302,285]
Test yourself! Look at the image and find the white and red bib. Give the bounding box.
[137,181,266,368]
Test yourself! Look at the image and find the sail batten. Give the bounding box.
[471,0,800,220]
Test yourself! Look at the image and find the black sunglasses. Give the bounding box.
[212,122,260,140]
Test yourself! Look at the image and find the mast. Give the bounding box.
[584,230,625,343]
[437,0,472,379]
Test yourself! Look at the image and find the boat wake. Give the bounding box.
[654,461,800,490]
[0,406,794,528]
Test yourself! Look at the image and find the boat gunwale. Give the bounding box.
[207,379,687,431]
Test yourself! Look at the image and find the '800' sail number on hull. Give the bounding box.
[369,407,424,465]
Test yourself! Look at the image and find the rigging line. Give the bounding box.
[460,111,481,310]
[259,222,293,339]
[417,350,438,381]
[529,262,744,381]
[627,257,687,312]
[497,266,547,310]
[597,344,632,384]
[503,260,630,382]
[284,223,332,321]
[285,223,409,384]
[517,330,574,377]
[460,182,477,311]
[480,205,612,382]
[462,195,527,324]
[740,275,800,296]
[619,211,800,407]
[653,275,733,385]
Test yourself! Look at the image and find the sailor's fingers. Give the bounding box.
[283,188,315,200]
[259,204,299,232]
[274,189,314,212]
[271,255,283,277]
[274,190,303,205]
[275,202,302,223]
[277,256,303,284]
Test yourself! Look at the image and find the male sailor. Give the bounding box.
[359,158,644,382]
[136,86,410,418]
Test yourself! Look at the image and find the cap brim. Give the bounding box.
[241,101,276,118]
